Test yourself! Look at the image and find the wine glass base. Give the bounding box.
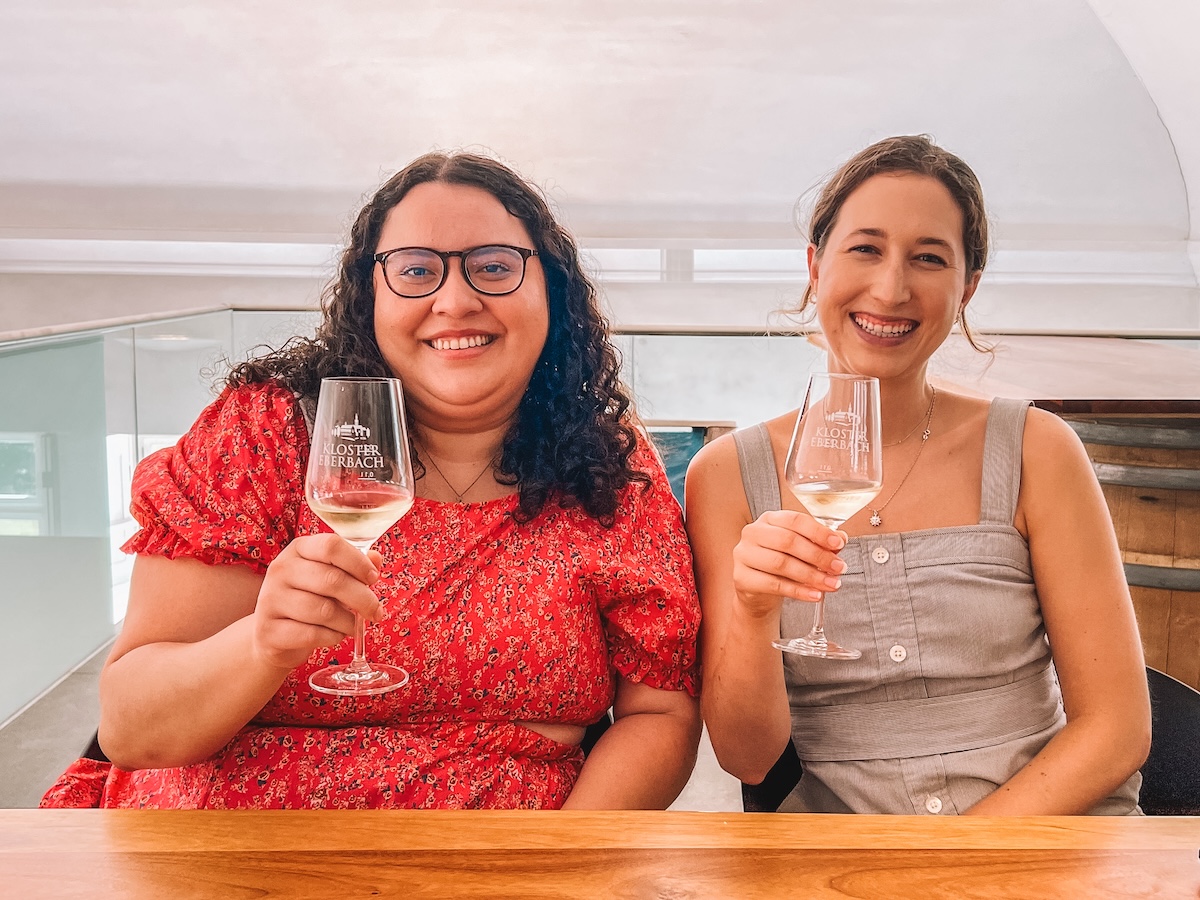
[772,637,862,660]
[309,663,410,697]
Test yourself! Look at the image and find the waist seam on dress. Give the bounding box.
[789,663,1063,761]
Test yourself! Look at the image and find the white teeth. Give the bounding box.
[853,314,915,337]
[430,335,494,350]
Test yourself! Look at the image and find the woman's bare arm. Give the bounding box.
[560,678,701,809]
[965,409,1150,814]
[684,434,845,784]
[99,536,384,770]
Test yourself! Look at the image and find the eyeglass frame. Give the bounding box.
[372,244,540,299]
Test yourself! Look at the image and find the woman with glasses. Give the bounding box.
[686,135,1147,815]
[43,153,701,810]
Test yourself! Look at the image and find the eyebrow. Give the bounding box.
[847,228,956,252]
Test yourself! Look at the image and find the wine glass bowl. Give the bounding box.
[773,373,882,660]
[305,377,415,696]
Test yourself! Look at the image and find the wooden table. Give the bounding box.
[3,810,1198,899]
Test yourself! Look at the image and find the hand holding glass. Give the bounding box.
[305,377,415,695]
[773,373,882,660]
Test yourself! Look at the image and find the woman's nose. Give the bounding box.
[870,256,912,305]
[431,266,485,315]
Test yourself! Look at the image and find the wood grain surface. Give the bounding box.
[3,811,1198,899]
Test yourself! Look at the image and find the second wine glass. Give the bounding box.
[772,373,882,660]
[305,377,415,696]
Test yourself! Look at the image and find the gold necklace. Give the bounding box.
[868,387,936,528]
[419,444,495,504]
[883,387,937,447]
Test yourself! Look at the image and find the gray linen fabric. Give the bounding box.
[731,398,1141,815]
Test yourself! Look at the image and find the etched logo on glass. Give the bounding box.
[330,415,371,440]
[810,406,869,453]
[318,415,385,473]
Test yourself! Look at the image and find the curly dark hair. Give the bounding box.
[796,134,991,351]
[228,152,647,525]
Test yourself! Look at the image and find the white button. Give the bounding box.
[925,796,943,814]
[889,644,907,662]
[871,547,890,564]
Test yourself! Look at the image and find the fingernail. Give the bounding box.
[828,535,845,550]
[824,576,842,590]
[807,590,824,601]
[832,559,848,574]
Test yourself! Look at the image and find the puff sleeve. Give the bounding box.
[121,382,309,574]
[590,433,701,696]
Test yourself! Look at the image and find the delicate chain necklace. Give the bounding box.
[418,443,495,504]
[868,387,936,528]
[884,388,937,447]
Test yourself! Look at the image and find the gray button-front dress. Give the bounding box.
[733,397,1141,815]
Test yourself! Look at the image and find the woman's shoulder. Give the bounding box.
[690,412,794,475]
[1019,403,1080,444]
[215,379,302,417]
[195,379,305,439]
[1018,404,1091,480]
[683,416,793,523]
[165,380,308,481]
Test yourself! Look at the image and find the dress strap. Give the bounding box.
[733,423,783,518]
[979,397,1033,525]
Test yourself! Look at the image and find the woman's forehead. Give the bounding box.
[378,182,532,248]
[834,172,964,241]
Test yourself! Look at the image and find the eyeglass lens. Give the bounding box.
[382,246,527,297]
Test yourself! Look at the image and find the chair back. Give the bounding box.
[1141,666,1200,815]
[645,421,735,504]
[741,739,803,812]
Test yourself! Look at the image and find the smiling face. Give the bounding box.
[372,181,550,432]
[808,172,981,383]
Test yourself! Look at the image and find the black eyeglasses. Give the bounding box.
[373,244,539,298]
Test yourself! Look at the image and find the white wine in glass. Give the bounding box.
[306,377,415,695]
[773,373,882,660]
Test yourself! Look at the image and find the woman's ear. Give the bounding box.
[806,244,820,297]
[959,269,983,314]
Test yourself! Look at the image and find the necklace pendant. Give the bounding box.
[869,510,882,527]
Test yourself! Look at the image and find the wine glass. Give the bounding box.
[305,377,415,695]
[772,373,882,660]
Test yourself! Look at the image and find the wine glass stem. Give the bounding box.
[347,541,375,675]
[807,595,829,646]
[804,516,843,648]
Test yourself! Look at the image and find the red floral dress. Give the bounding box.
[41,382,700,809]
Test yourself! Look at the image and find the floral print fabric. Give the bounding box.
[41,382,699,809]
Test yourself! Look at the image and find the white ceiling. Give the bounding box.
[1,0,1198,332]
[1086,0,1200,248]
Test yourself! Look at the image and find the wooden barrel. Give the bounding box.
[1067,418,1200,689]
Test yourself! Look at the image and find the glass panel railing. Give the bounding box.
[132,312,234,444]
[626,333,823,428]
[103,327,137,624]
[231,310,322,366]
[0,310,245,722]
[0,333,120,724]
